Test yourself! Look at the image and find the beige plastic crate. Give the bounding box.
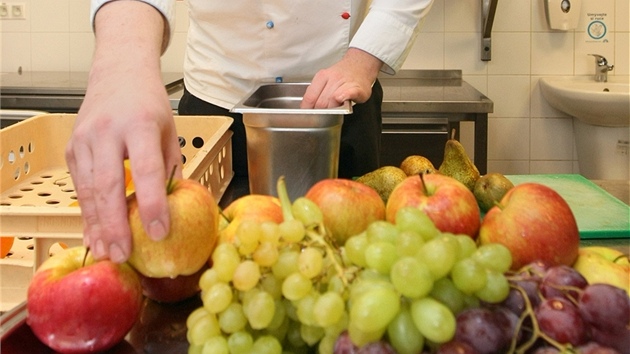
[0,113,233,272]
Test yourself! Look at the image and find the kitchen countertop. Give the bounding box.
[379,70,494,114]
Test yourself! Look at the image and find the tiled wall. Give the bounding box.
[1,0,628,176]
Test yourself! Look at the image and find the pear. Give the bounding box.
[356,166,408,204]
[473,173,514,212]
[438,133,480,191]
[400,155,437,176]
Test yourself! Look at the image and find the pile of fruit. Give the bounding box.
[22,139,629,354]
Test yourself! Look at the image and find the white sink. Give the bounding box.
[540,76,629,127]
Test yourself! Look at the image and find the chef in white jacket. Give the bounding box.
[67,0,434,262]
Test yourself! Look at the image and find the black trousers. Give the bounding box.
[178,80,383,179]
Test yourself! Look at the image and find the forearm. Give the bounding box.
[90,1,166,84]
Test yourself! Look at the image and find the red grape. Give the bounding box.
[539,265,588,301]
[454,308,510,354]
[590,326,630,354]
[579,283,630,331]
[535,297,588,346]
[576,341,622,354]
[436,340,480,354]
[334,331,358,354]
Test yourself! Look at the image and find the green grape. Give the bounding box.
[264,311,290,342]
[211,243,240,282]
[251,335,283,354]
[365,241,398,275]
[410,297,456,344]
[227,331,254,354]
[366,220,399,244]
[232,260,261,291]
[474,268,510,303]
[235,219,262,255]
[348,321,386,348]
[324,310,349,338]
[253,241,280,267]
[218,302,247,334]
[350,286,400,333]
[344,233,369,267]
[260,274,283,300]
[390,257,434,298]
[260,221,281,245]
[202,282,233,313]
[187,307,211,330]
[285,319,307,348]
[396,230,425,257]
[188,344,203,354]
[416,234,458,279]
[318,333,337,354]
[296,292,318,326]
[429,277,465,314]
[282,272,312,301]
[450,257,487,295]
[300,323,325,346]
[266,299,287,330]
[244,290,276,329]
[187,310,221,346]
[394,206,440,241]
[326,274,346,294]
[387,304,425,354]
[313,291,345,327]
[279,219,306,243]
[201,335,228,354]
[292,197,324,227]
[271,249,299,279]
[198,268,221,293]
[298,247,324,279]
[473,243,513,273]
[284,297,299,321]
[454,234,477,260]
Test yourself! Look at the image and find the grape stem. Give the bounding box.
[276,176,294,222]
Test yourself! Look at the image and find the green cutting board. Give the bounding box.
[506,174,629,240]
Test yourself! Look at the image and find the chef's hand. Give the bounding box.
[65,1,182,263]
[301,48,383,109]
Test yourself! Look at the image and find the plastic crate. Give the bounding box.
[0,113,233,272]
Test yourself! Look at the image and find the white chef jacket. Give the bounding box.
[91,0,433,109]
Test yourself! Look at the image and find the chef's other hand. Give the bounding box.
[301,48,383,109]
[65,1,182,264]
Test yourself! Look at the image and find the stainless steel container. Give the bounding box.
[232,83,352,200]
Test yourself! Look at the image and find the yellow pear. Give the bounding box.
[400,155,437,176]
[572,247,629,295]
[356,166,408,204]
[438,132,480,191]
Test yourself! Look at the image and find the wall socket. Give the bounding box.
[0,2,26,20]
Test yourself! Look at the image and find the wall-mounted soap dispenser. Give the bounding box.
[545,0,581,30]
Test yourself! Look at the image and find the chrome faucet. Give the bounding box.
[589,54,614,82]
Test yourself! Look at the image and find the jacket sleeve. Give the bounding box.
[350,0,434,74]
[90,0,175,51]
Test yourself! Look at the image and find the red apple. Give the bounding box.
[26,246,143,353]
[219,194,283,244]
[139,263,208,303]
[305,178,386,245]
[478,183,580,270]
[127,178,219,278]
[385,174,481,238]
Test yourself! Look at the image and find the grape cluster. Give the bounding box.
[185,178,514,354]
[434,262,630,354]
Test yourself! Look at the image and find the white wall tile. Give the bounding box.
[487,117,530,160]
[616,0,629,32]
[530,160,575,174]
[487,160,531,175]
[69,0,92,33]
[531,32,575,75]
[488,32,531,75]
[421,0,445,33]
[531,0,550,32]
[403,32,444,70]
[444,32,487,74]
[31,0,69,33]
[161,31,186,72]
[31,32,69,71]
[613,32,629,75]
[444,0,478,33]
[530,117,575,160]
[69,33,94,72]
[0,32,31,72]
[494,0,531,32]
[488,75,530,118]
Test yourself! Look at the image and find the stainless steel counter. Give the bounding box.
[0,71,184,113]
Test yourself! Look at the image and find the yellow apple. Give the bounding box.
[127,178,219,278]
[218,194,283,244]
[572,246,629,295]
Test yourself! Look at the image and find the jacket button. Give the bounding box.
[341,12,350,20]
[266,20,274,29]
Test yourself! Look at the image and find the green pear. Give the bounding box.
[356,166,408,204]
[438,137,480,191]
[473,173,514,212]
